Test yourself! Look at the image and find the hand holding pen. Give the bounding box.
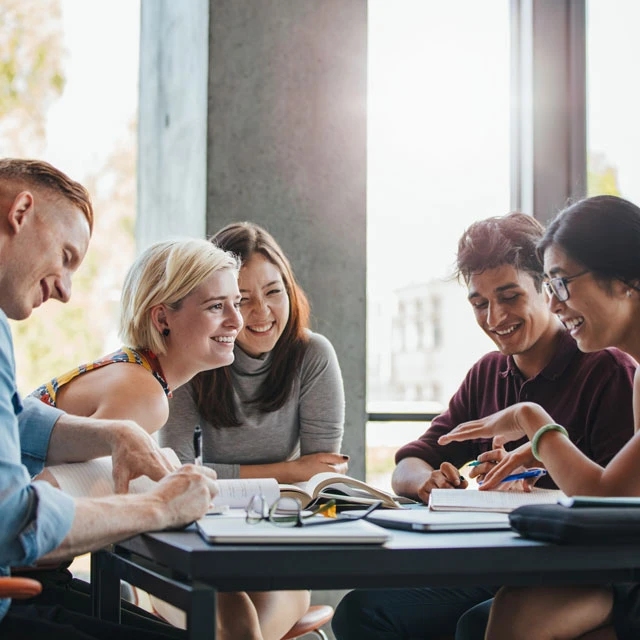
[468,441,543,490]
[476,467,547,486]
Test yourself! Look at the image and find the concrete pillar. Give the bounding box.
[139,0,367,484]
[139,4,366,630]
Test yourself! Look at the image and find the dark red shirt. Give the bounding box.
[395,330,637,489]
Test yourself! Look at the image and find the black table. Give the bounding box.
[91,525,640,640]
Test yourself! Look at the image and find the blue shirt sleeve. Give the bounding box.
[19,396,64,477]
[0,311,75,620]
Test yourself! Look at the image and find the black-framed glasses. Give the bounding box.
[543,270,589,302]
[245,495,382,527]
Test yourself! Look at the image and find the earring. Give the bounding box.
[162,328,171,337]
[627,290,633,298]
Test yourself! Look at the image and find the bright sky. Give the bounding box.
[44,0,140,181]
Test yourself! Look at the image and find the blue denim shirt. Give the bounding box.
[0,311,75,621]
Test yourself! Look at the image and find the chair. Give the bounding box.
[281,604,333,640]
[0,576,43,599]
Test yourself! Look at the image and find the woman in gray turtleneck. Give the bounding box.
[161,221,346,482]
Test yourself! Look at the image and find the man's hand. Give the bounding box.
[415,462,468,504]
[151,464,219,529]
[43,464,220,561]
[104,421,178,493]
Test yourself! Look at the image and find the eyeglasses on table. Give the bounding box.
[245,495,383,527]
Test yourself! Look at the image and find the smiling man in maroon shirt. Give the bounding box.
[392,212,636,502]
[332,213,637,640]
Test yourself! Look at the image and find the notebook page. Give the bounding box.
[46,448,182,498]
[214,478,280,508]
[429,488,566,513]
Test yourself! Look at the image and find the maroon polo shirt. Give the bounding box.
[395,330,637,489]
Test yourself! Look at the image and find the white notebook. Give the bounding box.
[365,508,510,532]
[196,515,390,545]
[429,488,566,513]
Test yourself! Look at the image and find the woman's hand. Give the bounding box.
[438,403,552,448]
[291,452,349,482]
[469,441,537,486]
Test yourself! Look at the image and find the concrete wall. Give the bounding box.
[205,0,368,478]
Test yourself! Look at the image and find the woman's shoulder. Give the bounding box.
[302,330,339,362]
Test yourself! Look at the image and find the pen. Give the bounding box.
[479,468,547,485]
[193,424,203,466]
[468,460,498,467]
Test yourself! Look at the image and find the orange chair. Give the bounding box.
[0,576,42,599]
[281,604,333,640]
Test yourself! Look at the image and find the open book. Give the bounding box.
[279,472,415,509]
[429,488,566,513]
[45,455,411,511]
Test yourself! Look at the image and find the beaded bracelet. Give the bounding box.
[531,424,569,461]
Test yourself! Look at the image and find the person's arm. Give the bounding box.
[41,465,218,562]
[440,390,640,497]
[238,453,349,483]
[46,412,177,493]
[297,333,345,455]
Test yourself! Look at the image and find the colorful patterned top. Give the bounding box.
[32,346,172,407]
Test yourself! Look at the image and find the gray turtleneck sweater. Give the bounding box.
[159,331,345,478]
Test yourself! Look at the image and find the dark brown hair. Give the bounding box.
[0,158,93,233]
[455,212,546,291]
[193,222,311,427]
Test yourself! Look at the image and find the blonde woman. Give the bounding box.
[34,238,309,640]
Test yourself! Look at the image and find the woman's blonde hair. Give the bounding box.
[119,238,240,354]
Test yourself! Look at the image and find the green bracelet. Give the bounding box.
[531,424,569,461]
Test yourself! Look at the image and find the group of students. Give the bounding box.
[1,156,640,640]
[0,158,344,640]
[333,197,640,640]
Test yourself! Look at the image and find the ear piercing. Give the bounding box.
[162,328,171,336]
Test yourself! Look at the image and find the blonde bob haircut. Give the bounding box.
[119,238,240,355]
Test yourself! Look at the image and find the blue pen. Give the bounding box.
[478,468,547,486]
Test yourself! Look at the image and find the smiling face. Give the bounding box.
[163,269,243,372]
[467,264,558,361]
[0,190,90,320]
[236,253,291,357]
[543,243,636,353]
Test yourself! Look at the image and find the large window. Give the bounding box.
[366,1,511,488]
[586,0,640,203]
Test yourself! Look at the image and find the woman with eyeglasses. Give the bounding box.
[439,195,640,640]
